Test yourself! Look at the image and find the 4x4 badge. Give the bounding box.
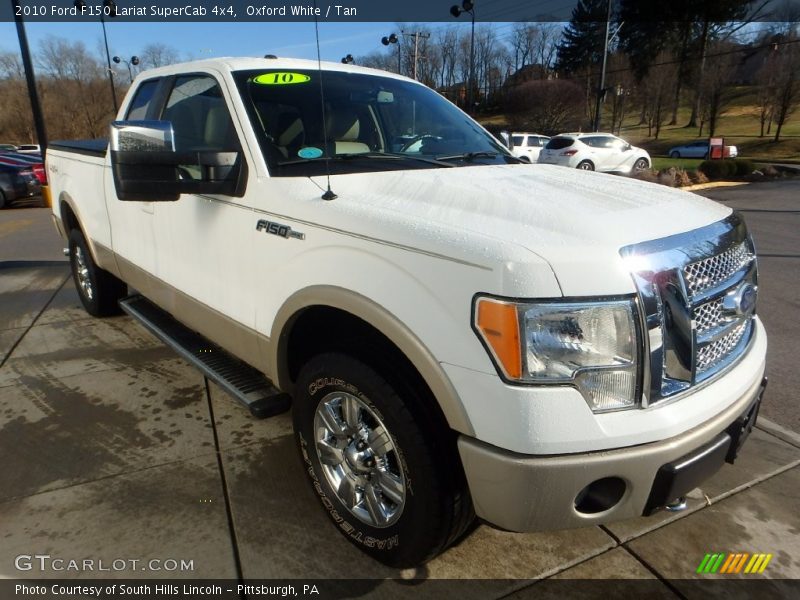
[256,219,305,240]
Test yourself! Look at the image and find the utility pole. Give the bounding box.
[593,0,612,132]
[12,0,48,153]
[402,31,430,81]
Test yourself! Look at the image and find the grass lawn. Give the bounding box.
[651,157,703,172]
[482,84,800,162]
[616,96,800,161]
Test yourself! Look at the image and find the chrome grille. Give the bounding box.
[696,321,748,372]
[694,298,723,333]
[621,213,757,405]
[683,241,754,297]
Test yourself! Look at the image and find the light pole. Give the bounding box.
[11,0,48,152]
[113,55,140,83]
[75,0,118,113]
[341,54,354,65]
[450,1,475,112]
[381,33,400,75]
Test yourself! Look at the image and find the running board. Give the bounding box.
[119,295,291,419]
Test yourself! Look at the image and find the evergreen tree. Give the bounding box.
[555,0,610,75]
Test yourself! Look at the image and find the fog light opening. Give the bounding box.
[574,477,627,514]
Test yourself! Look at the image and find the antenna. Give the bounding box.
[313,1,337,201]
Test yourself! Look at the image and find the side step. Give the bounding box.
[119,295,291,419]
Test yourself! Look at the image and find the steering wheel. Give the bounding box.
[400,134,439,153]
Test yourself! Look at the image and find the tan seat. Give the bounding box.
[204,105,238,149]
[276,113,305,158]
[327,107,370,155]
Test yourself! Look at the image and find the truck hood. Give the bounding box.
[311,164,731,296]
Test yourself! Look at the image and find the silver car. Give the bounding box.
[669,141,738,159]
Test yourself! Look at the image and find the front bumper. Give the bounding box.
[458,373,767,532]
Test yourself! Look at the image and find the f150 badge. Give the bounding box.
[256,219,305,240]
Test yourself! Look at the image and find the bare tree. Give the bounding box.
[640,53,677,139]
[755,52,779,137]
[533,23,560,72]
[436,28,459,88]
[0,52,35,143]
[356,51,396,73]
[699,42,739,137]
[605,53,635,135]
[770,37,800,141]
[139,43,179,69]
[506,79,584,134]
[36,37,114,139]
[510,24,538,71]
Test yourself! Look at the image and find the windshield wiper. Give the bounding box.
[339,152,456,167]
[434,151,499,162]
[277,152,455,168]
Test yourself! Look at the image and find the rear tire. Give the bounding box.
[68,228,127,317]
[577,160,594,171]
[293,352,474,567]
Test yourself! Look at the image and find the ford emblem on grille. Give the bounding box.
[723,282,757,318]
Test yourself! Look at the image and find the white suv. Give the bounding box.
[538,133,650,174]
[509,132,550,163]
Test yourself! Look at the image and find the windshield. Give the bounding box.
[234,69,515,176]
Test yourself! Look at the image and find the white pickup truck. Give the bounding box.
[47,57,767,567]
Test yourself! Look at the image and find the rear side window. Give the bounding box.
[125,79,159,120]
[545,137,574,150]
[512,135,524,146]
[580,136,604,148]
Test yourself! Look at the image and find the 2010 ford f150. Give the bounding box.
[47,57,767,567]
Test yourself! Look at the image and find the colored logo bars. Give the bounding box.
[697,552,773,574]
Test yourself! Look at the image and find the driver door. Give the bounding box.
[150,73,260,366]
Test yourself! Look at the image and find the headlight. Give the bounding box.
[473,296,639,412]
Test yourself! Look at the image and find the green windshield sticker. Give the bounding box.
[254,73,311,85]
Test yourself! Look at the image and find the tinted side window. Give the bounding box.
[512,135,524,146]
[125,79,159,120]
[546,137,574,150]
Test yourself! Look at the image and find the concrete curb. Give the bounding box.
[757,417,800,450]
[681,181,750,192]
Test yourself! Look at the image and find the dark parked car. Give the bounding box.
[0,152,46,184]
[0,163,41,208]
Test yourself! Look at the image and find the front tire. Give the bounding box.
[576,160,594,171]
[633,158,649,171]
[293,353,473,567]
[670,151,680,158]
[0,190,7,209]
[68,228,127,317]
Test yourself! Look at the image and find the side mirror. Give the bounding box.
[624,143,632,152]
[110,120,244,201]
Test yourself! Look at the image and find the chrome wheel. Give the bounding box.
[577,161,593,171]
[313,391,406,528]
[634,158,649,171]
[74,246,93,301]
